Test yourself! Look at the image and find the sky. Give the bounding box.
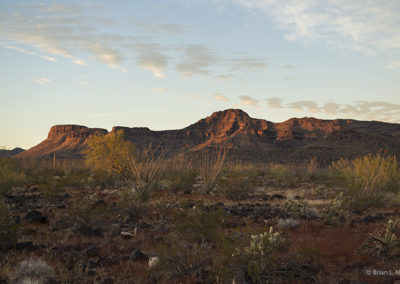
[1,0,400,149]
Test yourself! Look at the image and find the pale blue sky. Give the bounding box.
[1,0,400,149]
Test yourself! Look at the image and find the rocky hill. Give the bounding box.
[0,147,25,157]
[16,109,400,163]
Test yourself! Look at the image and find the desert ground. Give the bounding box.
[1,136,400,284]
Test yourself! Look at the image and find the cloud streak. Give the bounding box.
[239,95,259,107]
[214,93,229,102]
[0,2,267,78]
[266,97,400,122]
[233,0,400,68]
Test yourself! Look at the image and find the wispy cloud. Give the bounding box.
[214,93,229,102]
[0,3,268,78]
[233,0,400,68]
[266,97,400,122]
[153,87,167,93]
[266,97,283,109]
[3,44,58,62]
[76,81,91,85]
[239,95,259,107]
[41,55,57,62]
[73,59,88,66]
[34,77,51,85]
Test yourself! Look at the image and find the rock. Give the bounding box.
[74,224,102,236]
[278,218,300,229]
[129,249,149,262]
[148,256,159,269]
[121,231,134,239]
[85,246,100,257]
[24,210,47,223]
[16,241,34,250]
[102,278,114,284]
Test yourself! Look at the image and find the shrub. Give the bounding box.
[0,200,19,251]
[12,257,55,284]
[172,204,226,244]
[216,175,255,200]
[365,219,400,258]
[197,147,229,193]
[320,192,348,226]
[0,157,25,196]
[285,199,318,220]
[237,227,286,283]
[162,154,196,193]
[335,153,400,211]
[85,131,165,201]
[84,130,135,175]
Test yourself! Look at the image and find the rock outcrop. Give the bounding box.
[17,125,108,159]
[16,109,400,163]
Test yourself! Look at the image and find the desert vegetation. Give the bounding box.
[0,136,400,283]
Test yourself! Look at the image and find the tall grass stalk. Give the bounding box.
[198,147,229,193]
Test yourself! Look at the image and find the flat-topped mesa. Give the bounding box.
[48,125,108,139]
[111,126,152,135]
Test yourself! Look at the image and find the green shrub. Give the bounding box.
[320,192,348,225]
[236,227,286,283]
[172,204,226,244]
[0,200,19,250]
[0,157,25,196]
[216,175,255,200]
[365,219,400,258]
[162,153,196,192]
[335,153,400,211]
[285,199,318,220]
[197,147,229,193]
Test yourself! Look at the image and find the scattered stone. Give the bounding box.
[24,210,47,223]
[278,218,300,229]
[121,231,134,239]
[85,246,100,257]
[74,224,102,236]
[148,256,159,269]
[16,241,34,250]
[102,278,114,284]
[129,249,149,262]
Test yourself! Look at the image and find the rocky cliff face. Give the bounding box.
[16,109,400,163]
[17,125,108,159]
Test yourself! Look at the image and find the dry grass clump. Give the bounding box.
[0,157,25,196]
[11,257,55,284]
[334,153,400,211]
[197,147,229,193]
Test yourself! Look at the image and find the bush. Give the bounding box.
[320,192,348,225]
[237,227,286,283]
[162,153,196,193]
[216,175,255,200]
[0,157,25,196]
[197,147,229,193]
[365,219,400,258]
[335,153,400,211]
[172,204,226,244]
[12,257,55,283]
[285,199,318,220]
[0,200,19,251]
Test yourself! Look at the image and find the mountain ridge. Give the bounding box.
[15,109,400,163]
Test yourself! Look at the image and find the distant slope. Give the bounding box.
[0,147,25,157]
[17,109,400,163]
